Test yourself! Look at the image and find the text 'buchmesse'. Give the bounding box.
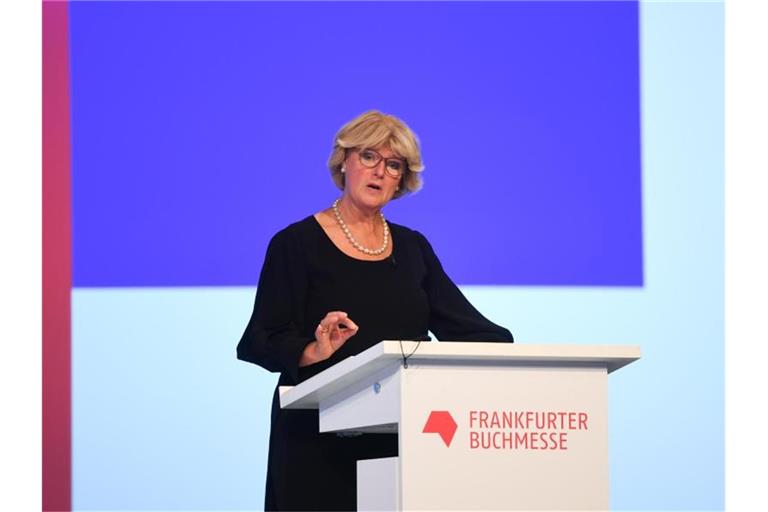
[468,410,590,451]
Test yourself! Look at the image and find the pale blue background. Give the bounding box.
[72,1,724,510]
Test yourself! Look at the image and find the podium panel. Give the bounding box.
[280,341,639,511]
[400,364,608,510]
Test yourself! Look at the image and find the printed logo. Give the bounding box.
[422,410,457,447]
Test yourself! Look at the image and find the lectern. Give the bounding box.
[279,341,640,511]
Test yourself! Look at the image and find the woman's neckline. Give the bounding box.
[310,213,395,263]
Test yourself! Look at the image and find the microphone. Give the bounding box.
[389,254,398,268]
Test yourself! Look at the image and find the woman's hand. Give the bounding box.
[299,311,359,367]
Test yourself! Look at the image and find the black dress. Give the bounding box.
[237,216,513,511]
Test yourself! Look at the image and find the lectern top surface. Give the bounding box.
[279,341,640,410]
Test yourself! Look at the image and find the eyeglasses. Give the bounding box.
[357,149,407,178]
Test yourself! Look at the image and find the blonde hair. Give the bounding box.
[328,110,424,199]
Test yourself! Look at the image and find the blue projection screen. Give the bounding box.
[70,0,642,287]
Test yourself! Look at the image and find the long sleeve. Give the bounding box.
[417,232,514,343]
[237,228,313,384]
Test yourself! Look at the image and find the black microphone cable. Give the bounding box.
[399,334,431,369]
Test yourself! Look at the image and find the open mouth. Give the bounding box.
[367,184,382,191]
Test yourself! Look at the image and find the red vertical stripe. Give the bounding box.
[43,1,72,511]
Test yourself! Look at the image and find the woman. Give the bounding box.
[237,110,513,511]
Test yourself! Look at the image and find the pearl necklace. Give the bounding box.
[332,199,390,256]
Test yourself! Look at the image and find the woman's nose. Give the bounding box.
[372,161,386,177]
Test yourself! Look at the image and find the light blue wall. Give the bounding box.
[72,288,276,510]
[72,1,723,510]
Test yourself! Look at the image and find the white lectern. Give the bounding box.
[280,341,640,511]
